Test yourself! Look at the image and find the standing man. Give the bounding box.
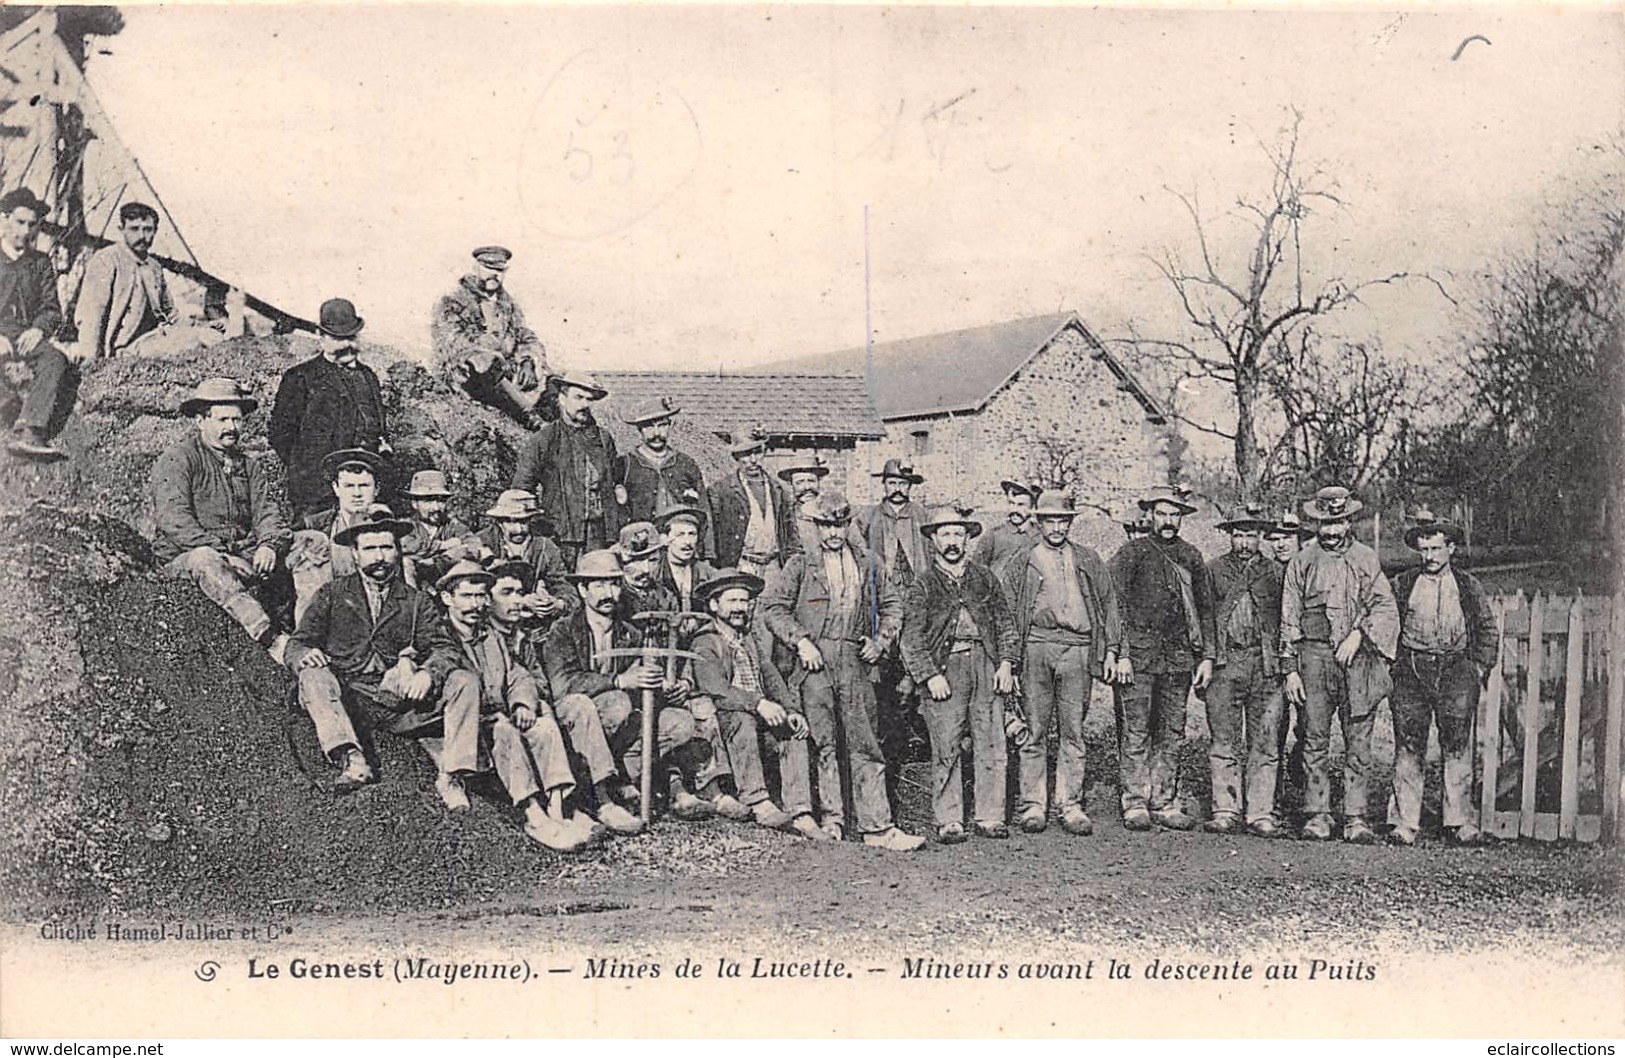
[398,468,476,589]
[996,490,1125,837]
[1268,506,1316,818]
[73,202,175,360]
[901,505,1019,843]
[269,298,387,521]
[712,424,800,576]
[0,188,73,461]
[1280,486,1400,844]
[655,495,718,612]
[475,489,574,629]
[431,245,550,428]
[1110,485,1217,832]
[780,455,833,557]
[760,491,923,850]
[973,480,1041,569]
[617,397,713,555]
[1203,502,1287,838]
[149,378,293,661]
[511,371,621,566]
[1387,510,1497,847]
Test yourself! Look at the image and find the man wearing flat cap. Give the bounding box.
[901,505,1019,843]
[512,371,622,566]
[1109,484,1218,832]
[973,480,1042,570]
[0,187,76,461]
[711,424,800,576]
[431,245,551,428]
[269,297,387,520]
[475,489,574,629]
[1279,485,1399,844]
[285,509,460,791]
[1386,509,1496,847]
[655,493,719,612]
[1202,502,1287,838]
[398,468,477,589]
[288,448,384,626]
[150,377,294,661]
[616,396,714,556]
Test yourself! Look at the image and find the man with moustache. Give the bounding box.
[484,559,646,836]
[712,424,800,576]
[1110,485,1217,832]
[288,449,384,626]
[996,490,1126,837]
[432,245,550,428]
[1280,486,1400,844]
[901,505,1020,843]
[655,495,719,612]
[778,454,834,557]
[73,202,174,360]
[285,510,460,791]
[475,489,574,629]
[150,378,294,661]
[760,490,923,850]
[1203,502,1287,838]
[617,397,714,556]
[0,188,73,461]
[397,469,477,589]
[973,480,1042,569]
[512,371,622,566]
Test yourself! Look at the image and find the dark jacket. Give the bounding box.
[0,248,62,342]
[475,525,578,622]
[712,471,800,568]
[542,607,648,701]
[856,500,931,587]
[900,559,1019,682]
[1207,550,1284,676]
[268,354,386,514]
[1109,535,1218,674]
[658,556,720,613]
[995,539,1124,678]
[760,542,900,685]
[149,432,291,564]
[690,621,798,715]
[616,446,715,556]
[511,417,623,545]
[286,572,458,692]
[1391,564,1500,673]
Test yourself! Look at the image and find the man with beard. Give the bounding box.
[475,489,574,629]
[428,560,597,852]
[996,490,1126,837]
[398,469,477,589]
[484,559,646,836]
[73,202,174,360]
[778,454,833,557]
[512,372,622,566]
[655,495,719,612]
[1386,509,1496,847]
[1109,485,1217,832]
[901,505,1019,843]
[285,511,459,791]
[1280,486,1399,844]
[431,245,550,428]
[0,188,73,461]
[760,491,923,850]
[269,298,388,521]
[712,424,800,576]
[150,378,294,661]
[1203,502,1287,838]
[617,397,714,556]
[973,480,1041,569]
[542,549,717,821]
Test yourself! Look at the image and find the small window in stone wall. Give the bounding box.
[911,428,932,456]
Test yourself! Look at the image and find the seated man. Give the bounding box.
[150,377,294,661]
[73,201,176,360]
[485,559,645,836]
[284,511,459,791]
[0,188,75,461]
[476,489,574,629]
[690,569,826,837]
[656,495,719,613]
[428,560,597,853]
[398,468,477,589]
[288,448,383,625]
[431,245,550,428]
[542,549,717,822]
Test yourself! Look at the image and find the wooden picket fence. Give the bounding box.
[1478,592,1624,843]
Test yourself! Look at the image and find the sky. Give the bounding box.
[83,4,1624,393]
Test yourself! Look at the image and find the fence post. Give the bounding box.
[1605,591,1624,845]
[1480,596,1506,834]
[1520,592,1546,839]
[1559,594,1583,840]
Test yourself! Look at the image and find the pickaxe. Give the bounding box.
[600,611,703,824]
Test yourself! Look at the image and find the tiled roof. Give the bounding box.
[755,311,1166,423]
[594,371,885,441]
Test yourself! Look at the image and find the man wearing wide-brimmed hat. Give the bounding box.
[288,449,384,626]
[1385,508,1497,848]
[475,489,574,629]
[285,508,460,792]
[1202,502,1287,838]
[655,492,719,612]
[994,489,1125,836]
[268,297,387,520]
[973,479,1042,569]
[398,468,477,589]
[616,396,714,555]
[779,453,837,558]
[759,490,922,850]
[150,377,295,661]
[1279,485,1399,844]
[711,423,800,576]
[0,187,76,462]
[900,505,1019,843]
[512,371,622,566]
[1109,484,1218,832]
[689,568,825,837]
[431,245,551,429]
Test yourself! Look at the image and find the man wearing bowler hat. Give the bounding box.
[1386,509,1497,847]
[476,489,574,628]
[150,377,294,661]
[712,424,800,576]
[1280,485,1399,844]
[432,245,551,428]
[0,187,76,461]
[1203,502,1287,837]
[974,480,1042,569]
[398,468,476,588]
[902,504,1020,843]
[269,297,387,520]
[617,396,714,555]
[512,371,622,566]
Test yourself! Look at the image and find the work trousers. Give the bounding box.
[296,667,396,758]
[1205,648,1284,825]
[589,688,711,791]
[553,692,621,787]
[1298,642,1392,822]
[694,700,814,815]
[429,670,574,807]
[799,637,893,834]
[1018,637,1093,816]
[921,646,1005,829]
[1118,669,1191,813]
[6,342,78,434]
[1386,649,1480,831]
[165,545,290,643]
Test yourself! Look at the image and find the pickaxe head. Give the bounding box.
[631,610,690,626]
